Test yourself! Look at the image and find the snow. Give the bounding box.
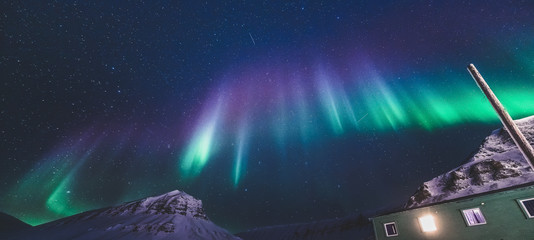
[406,115,534,208]
[8,190,240,240]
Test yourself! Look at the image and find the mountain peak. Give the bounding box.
[406,115,534,208]
[15,190,239,240]
[100,190,207,220]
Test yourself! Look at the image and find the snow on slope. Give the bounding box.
[9,190,240,240]
[406,115,534,208]
[236,214,374,240]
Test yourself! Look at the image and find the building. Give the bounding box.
[372,183,534,239]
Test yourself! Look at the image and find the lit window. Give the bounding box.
[383,222,398,237]
[519,198,534,218]
[418,215,437,232]
[462,208,486,226]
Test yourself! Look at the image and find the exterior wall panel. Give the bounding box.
[373,185,534,240]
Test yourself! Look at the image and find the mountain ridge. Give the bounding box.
[7,190,240,240]
[406,115,534,208]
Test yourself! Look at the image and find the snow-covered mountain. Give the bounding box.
[236,213,374,240]
[406,115,534,208]
[9,190,241,240]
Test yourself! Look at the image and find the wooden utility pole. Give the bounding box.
[467,63,534,170]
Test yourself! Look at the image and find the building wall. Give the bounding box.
[372,185,534,240]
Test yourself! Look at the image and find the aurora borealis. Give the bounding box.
[2,0,534,233]
[178,61,534,183]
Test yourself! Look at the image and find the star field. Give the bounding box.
[1,0,534,233]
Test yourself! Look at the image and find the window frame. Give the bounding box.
[383,221,398,237]
[518,197,534,219]
[461,207,487,226]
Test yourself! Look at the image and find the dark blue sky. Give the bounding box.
[1,0,534,233]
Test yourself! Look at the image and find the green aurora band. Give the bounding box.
[177,64,534,185]
[7,65,534,227]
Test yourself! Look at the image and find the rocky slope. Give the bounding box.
[8,190,240,240]
[406,116,534,208]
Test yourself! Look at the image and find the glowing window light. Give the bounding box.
[418,214,437,232]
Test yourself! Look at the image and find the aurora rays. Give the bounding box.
[4,134,104,225]
[317,74,345,134]
[179,99,223,178]
[45,149,93,217]
[178,60,534,193]
[233,124,249,188]
[2,0,534,233]
[7,56,534,227]
[184,63,534,154]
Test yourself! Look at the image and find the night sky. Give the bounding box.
[2,0,534,233]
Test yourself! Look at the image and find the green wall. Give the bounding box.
[372,185,534,240]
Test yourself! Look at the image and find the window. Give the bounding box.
[418,215,437,232]
[462,208,486,226]
[383,222,398,237]
[519,198,534,218]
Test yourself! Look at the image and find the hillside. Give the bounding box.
[406,116,534,208]
[8,190,240,240]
